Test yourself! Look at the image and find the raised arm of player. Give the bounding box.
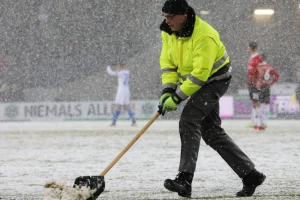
[106,65,118,76]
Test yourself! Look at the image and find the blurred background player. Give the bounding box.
[247,42,264,130]
[106,64,136,127]
[256,54,280,128]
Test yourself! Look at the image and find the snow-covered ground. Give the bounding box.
[1,119,300,200]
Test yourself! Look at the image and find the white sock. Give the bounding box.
[254,107,262,127]
[261,103,269,126]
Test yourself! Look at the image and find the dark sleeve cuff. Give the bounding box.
[162,88,176,95]
[172,93,183,104]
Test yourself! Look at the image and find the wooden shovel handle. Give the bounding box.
[100,112,160,176]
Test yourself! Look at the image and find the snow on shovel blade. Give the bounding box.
[73,176,105,200]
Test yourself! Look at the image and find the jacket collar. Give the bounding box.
[159,6,196,38]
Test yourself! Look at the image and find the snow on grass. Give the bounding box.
[0,119,299,199]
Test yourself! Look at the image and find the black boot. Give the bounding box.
[164,172,193,198]
[236,169,266,197]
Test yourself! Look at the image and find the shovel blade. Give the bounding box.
[73,176,105,200]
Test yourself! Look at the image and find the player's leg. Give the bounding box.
[250,88,264,130]
[111,91,124,126]
[254,103,263,130]
[261,103,269,127]
[111,104,121,126]
[123,90,136,126]
[124,104,136,126]
[248,88,258,128]
[260,89,270,128]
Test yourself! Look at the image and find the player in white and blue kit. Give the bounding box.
[106,64,136,126]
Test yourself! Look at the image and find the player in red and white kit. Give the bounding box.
[256,55,280,128]
[247,42,264,130]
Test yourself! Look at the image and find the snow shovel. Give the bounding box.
[73,111,161,200]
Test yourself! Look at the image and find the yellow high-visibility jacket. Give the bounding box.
[160,15,230,100]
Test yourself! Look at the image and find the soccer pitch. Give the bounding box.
[1,119,300,200]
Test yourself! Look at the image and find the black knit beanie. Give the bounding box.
[162,0,189,14]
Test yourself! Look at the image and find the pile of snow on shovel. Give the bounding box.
[44,180,96,200]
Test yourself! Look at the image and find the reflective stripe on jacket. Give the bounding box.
[160,16,230,100]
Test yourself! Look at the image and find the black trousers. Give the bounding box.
[260,88,270,104]
[178,76,254,178]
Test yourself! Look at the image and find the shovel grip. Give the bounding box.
[100,112,160,176]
